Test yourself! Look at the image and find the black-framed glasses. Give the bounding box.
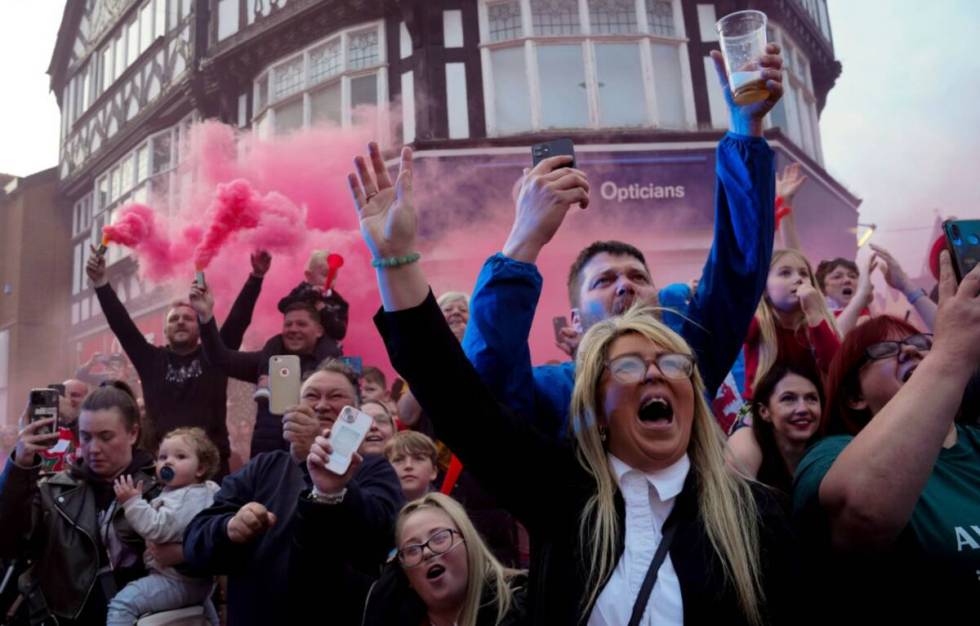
[397,528,464,568]
[864,333,933,362]
[605,353,695,383]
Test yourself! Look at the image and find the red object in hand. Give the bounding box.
[324,253,344,292]
[775,196,792,228]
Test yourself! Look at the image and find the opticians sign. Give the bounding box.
[599,181,686,202]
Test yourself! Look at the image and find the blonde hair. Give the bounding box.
[161,427,220,481]
[306,250,328,272]
[570,307,766,624]
[755,249,840,385]
[396,493,523,626]
[437,291,469,309]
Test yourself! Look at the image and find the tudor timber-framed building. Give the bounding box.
[50,0,859,458]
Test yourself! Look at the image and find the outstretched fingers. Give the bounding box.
[369,141,392,189]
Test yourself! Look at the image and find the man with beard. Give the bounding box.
[86,249,272,475]
[183,361,402,626]
[189,284,339,457]
[462,46,784,438]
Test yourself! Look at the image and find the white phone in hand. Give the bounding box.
[325,406,373,475]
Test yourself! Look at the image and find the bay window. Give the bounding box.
[480,0,694,135]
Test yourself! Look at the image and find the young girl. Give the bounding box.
[108,427,221,626]
[743,248,841,399]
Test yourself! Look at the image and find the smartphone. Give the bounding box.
[553,316,570,343]
[943,219,980,282]
[195,270,207,288]
[325,406,374,475]
[29,388,60,436]
[531,138,575,169]
[269,355,301,415]
[48,383,67,397]
[340,355,364,377]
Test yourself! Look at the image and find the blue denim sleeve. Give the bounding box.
[462,253,544,421]
[658,283,693,337]
[682,132,775,398]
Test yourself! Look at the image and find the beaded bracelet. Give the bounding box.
[371,252,422,268]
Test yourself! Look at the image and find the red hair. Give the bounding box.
[823,315,920,436]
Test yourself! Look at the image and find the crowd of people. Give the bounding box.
[1,41,977,626]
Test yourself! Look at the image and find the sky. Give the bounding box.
[0,1,977,271]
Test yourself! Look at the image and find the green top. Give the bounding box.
[794,424,980,593]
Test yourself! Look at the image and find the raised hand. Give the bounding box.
[86,245,109,288]
[113,474,143,504]
[869,244,911,293]
[932,252,980,369]
[503,157,590,264]
[348,142,415,261]
[306,429,362,495]
[188,283,214,323]
[776,163,807,205]
[710,42,784,135]
[226,502,278,543]
[282,405,320,462]
[13,413,59,468]
[796,282,826,326]
[250,250,272,278]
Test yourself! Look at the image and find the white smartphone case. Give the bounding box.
[325,406,373,475]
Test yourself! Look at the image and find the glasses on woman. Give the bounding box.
[397,528,464,568]
[864,333,933,361]
[605,353,695,384]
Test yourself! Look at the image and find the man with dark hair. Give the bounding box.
[86,248,272,475]
[183,363,401,626]
[189,284,346,457]
[815,257,860,310]
[463,47,785,437]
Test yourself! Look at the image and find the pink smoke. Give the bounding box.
[102,203,181,282]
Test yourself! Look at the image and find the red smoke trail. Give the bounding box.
[101,203,180,282]
[193,179,262,271]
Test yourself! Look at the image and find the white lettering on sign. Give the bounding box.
[599,181,686,203]
[954,525,980,551]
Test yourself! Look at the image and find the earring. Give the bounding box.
[599,426,608,442]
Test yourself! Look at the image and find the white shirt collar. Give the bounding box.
[608,453,690,501]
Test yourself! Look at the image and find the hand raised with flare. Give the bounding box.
[347,142,416,261]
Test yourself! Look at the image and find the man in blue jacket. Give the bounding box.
[182,357,403,626]
[462,47,782,438]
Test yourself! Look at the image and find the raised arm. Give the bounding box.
[86,246,156,366]
[817,254,980,550]
[219,250,270,349]
[871,243,937,331]
[349,143,577,528]
[189,284,264,382]
[775,163,807,251]
[683,44,784,397]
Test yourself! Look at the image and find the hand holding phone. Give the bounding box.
[532,138,576,169]
[309,406,372,479]
[943,219,980,282]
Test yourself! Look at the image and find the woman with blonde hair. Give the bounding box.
[292,486,526,626]
[743,248,840,399]
[348,143,800,625]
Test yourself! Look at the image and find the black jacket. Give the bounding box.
[183,451,402,626]
[197,318,339,457]
[277,282,349,345]
[289,491,528,626]
[376,293,802,626]
[94,274,262,472]
[0,450,160,625]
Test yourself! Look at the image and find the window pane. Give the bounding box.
[101,46,113,93]
[348,29,380,70]
[769,92,788,131]
[310,82,342,126]
[114,34,125,80]
[596,43,647,127]
[651,43,685,127]
[255,73,269,111]
[155,0,166,38]
[645,0,676,37]
[127,20,139,64]
[121,156,135,194]
[532,0,581,36]
[589,0,638,35]
[351,74,378,109]
[218,0,240,41]
[488,0,523,42]
[152,132,172,173]
[489,46,531,134]
[97,176,109,211]
[309,39,342,85]
[140,2,154,51]
[538,44,588,128]
[136,145,149,182]
[274,99,305,135]
[272,56,304,102]
[110,167,121,202]
[797,90,814,155]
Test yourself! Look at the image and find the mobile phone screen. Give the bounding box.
[331,425,360,456]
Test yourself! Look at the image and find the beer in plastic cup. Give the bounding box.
[716,10,770,106]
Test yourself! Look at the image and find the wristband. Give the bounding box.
[308,487,346,505]
[371,252,421,269]
[905,287,927,305]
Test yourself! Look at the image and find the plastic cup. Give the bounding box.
[716,10,770,105]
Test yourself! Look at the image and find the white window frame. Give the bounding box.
[478,0,696,135]
[765,26,823,163]
[252,21,389,139]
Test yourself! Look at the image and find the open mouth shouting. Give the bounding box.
[638,396,674,429]
[425,563,446,581]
